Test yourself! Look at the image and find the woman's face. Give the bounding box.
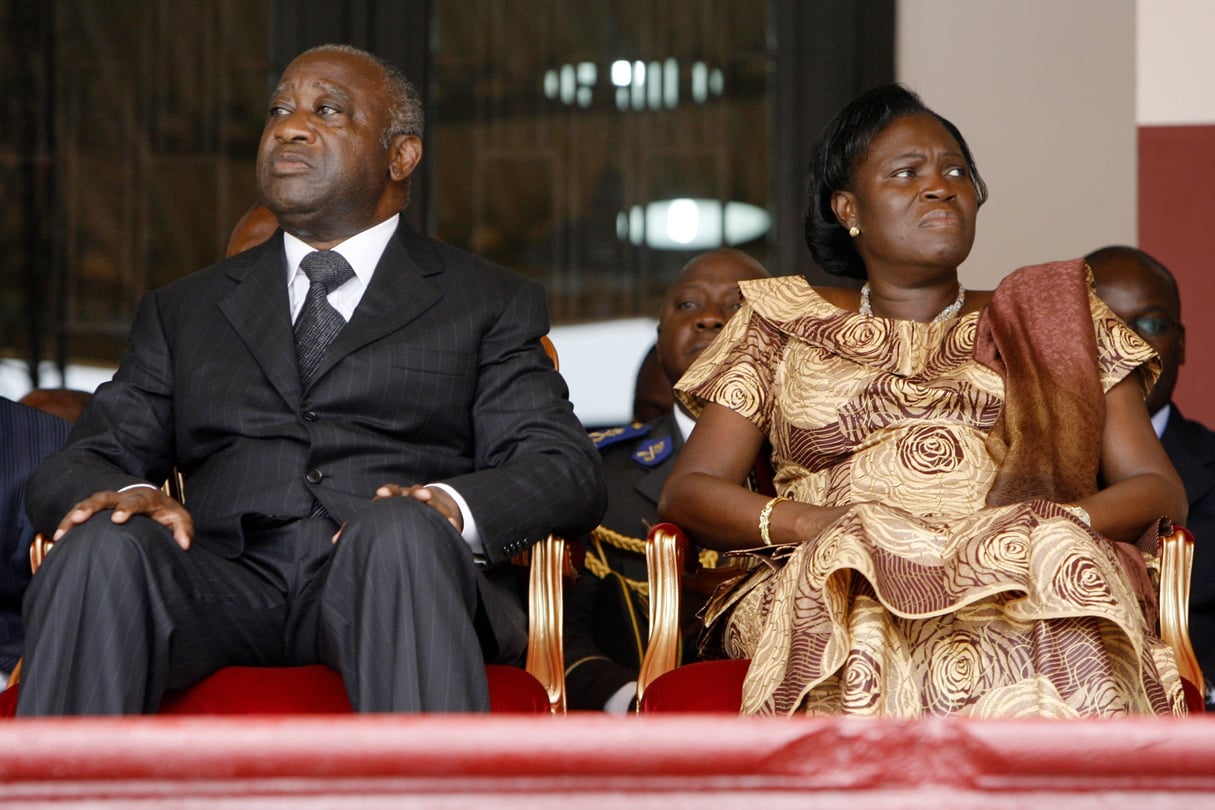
[832,114,978,278]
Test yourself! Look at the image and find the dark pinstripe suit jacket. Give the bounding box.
[26,223,605,603]
[1,398,70,671]
[1160,406,1215,682]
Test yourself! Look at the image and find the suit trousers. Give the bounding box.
[16,496,489,715]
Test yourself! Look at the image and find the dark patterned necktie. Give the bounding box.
[294,250,355,389]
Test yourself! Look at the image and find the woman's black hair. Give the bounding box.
[803,84,988,280]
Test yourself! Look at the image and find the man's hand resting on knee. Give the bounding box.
[330,484,468,545]
[54,487,195,550]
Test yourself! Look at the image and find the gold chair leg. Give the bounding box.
[525,534,567,714]
[635,523,689,709]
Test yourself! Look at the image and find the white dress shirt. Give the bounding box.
[1152,403,1171,440]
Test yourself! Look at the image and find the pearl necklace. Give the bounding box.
[858,282,966,323]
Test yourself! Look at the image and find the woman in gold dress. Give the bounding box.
[660,84,1188,717]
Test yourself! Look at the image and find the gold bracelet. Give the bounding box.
[759,496,786,546]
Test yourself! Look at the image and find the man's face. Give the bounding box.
[1092,255,1185,415]
[256,50,410,246]
[656,250,768,387]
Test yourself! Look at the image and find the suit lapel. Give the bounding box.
[310,226,444,385]
[1163,409,1215,504]
[218,234,301,405]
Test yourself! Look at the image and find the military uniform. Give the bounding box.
[561,414,691,709]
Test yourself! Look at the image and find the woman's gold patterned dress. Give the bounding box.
[676,271,1185,717]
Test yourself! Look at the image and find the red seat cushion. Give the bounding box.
[0,663,550,716]
[486,664,551,713]
[159,665,351,715]
[639,659,750,713]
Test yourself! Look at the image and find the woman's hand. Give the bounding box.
[659,403,851,551]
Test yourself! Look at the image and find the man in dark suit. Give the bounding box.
[564,248,768,712]
[0,397,70,683]
[18,44,605,715]
[1088,245,1215,708]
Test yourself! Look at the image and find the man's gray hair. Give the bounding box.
[297,43,424,147]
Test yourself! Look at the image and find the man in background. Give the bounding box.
[564,247,769,712]
[1088,244,1215,709]
[0,397,70,683]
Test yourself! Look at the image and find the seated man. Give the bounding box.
[0,397,70,683]
[18,389,92,424]
[1088,245,1215,708]
[564,247,769,712]
[18,43,605,715]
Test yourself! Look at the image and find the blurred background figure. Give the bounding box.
[224,201,278,258]
[631,344,674,424]
[1088,244,1215,709]
[564,247,769,712]
[1,397,70,684]
[18,389,92,424]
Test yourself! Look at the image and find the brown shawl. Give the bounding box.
[974,260,1163,628]
[973,259,1103,506]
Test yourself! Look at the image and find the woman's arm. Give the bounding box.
[658,403,849,551]
[1077,376,1187,541]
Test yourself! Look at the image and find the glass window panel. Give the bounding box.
[430,0,770,324]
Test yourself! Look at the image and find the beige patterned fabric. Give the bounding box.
[676,268,1186,717]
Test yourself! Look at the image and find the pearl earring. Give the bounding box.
[848,226,860,238]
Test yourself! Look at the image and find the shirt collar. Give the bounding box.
[673,402,696,441]
[1151,403,1171,439]
[282,213,400,288]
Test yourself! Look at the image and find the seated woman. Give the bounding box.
[659,84,1188,717]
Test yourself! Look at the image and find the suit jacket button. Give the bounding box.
[303,410,318,422]
[305,468,323,484]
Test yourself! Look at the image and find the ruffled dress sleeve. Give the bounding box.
[673,281,786,434]
[1087,279,1161,397]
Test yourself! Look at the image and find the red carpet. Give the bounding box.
[2,713,1215,807]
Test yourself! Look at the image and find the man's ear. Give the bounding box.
[388,134,423,181]
[831,190,857,231]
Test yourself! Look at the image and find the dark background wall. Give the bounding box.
[0,0,893,387]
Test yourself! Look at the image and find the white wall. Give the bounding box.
[1137,0,1215,125]
[0,360,114,402]
[896,0,1137,289]
[547,318,657,427]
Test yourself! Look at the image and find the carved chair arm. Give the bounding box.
[1159,525,1203,696]
[523,534,568,714]
[635,522,689,708]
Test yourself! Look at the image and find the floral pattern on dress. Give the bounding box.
[675,270,1183,717]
